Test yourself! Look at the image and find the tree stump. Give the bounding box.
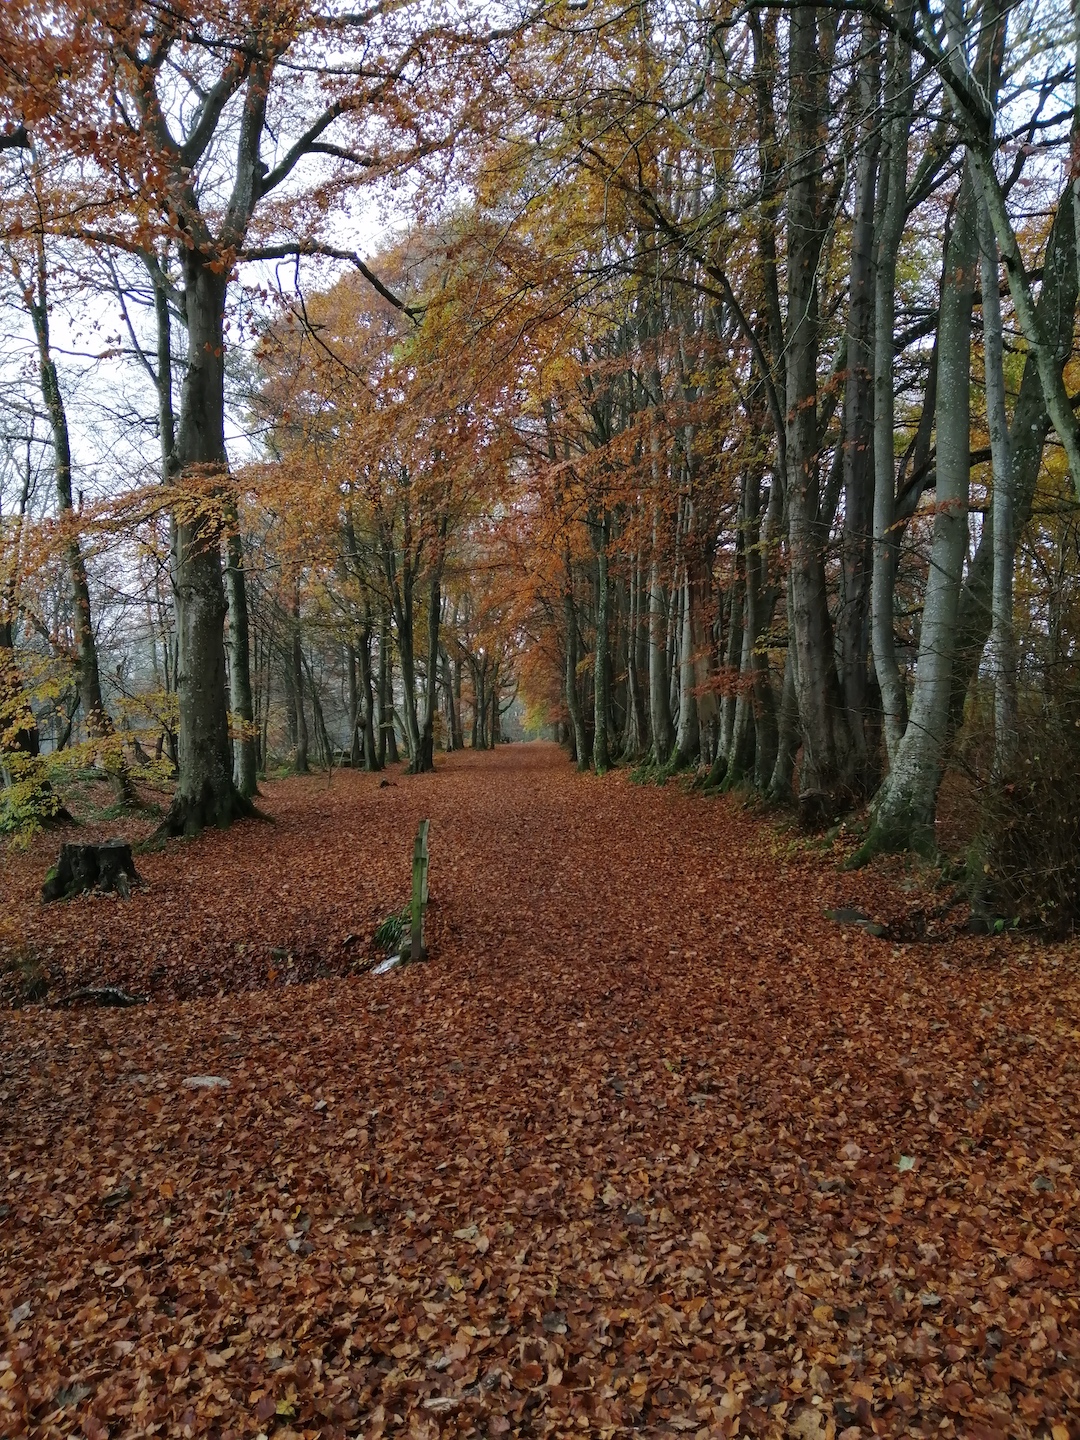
[42,841,142,902]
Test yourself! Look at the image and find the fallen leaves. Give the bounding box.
[1,744,1079,1438]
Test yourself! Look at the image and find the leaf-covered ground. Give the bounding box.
[1,743,1078,1439]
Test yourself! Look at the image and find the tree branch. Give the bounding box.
[242,242,424,320]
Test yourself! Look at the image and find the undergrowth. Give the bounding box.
[969,687,1080,936]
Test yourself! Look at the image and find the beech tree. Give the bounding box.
[1,0,503,830]
[0,0,1076,892]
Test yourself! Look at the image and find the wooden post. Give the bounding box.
[410,819,430,961]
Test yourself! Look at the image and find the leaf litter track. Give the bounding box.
[2,744,1079,1440]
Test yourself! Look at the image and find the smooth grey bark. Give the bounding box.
[749,9,788,415]
[160,255,252,833]
[347,643,362,767]
[861,170,980,856]
[937,3,1080,490]
[622,551,647,759]
[950,186,1078,727]
[721,463,778,791]
[149,257,177,473]
[564,557,589,768]
[871,0,916,764]
[225,518,257,796]
[723,587,755,788]
[379,498,421,764]
[357,614,380,771]
[672,497,700,768]
[977,196,1017,777]
[440,646,458,752]
[414,563,442,774]
[715,548,743,774]
[647,501,675,765]
[377,605,397,766]
[837,18,881,791]
[472,653,488,750]
[768,641,800,802]
[304,652,333,769]
[672,566,699,766]
[291,594,309,775]
[283,637,298,753]
[591,511,611,774]
[490,662,503,746]
[752,470,783,789]
[784,2,853,811]
[452,654,464,750]
[398,605,419,764]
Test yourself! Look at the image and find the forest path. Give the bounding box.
[2,744,1078,1437]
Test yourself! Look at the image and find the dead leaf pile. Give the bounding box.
[1,744,1077,1438]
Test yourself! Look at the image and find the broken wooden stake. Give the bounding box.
[410,819,430,962]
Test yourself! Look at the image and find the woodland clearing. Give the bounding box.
[1,742,1078,1439]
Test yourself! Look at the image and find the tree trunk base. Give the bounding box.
[154,783,261,840]
[846,792,936,868]
[43,841,142,902]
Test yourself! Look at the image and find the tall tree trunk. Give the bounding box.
[283,640,298,754]
[768,595,801,803]
[148,255,177,477]
[377,606,394,765]
[723,589,756,788]
[0,465,42,767]
[162,256,249,833]
[950,184,1078,727]
[947,24,1080,491]
[225,517,257,796]
[413,567,441,773]
[304,654,333,769]
[870,3,916,764]
[592,512,611,774]
[347,642,362,767]
[440,647,458,752]
[357,610,380,771]
[785,2,853,813]
[978,196,1018,777]
[385,534,420,763]
[490,665,502,746]
[716,548,744,775]
[860,171,979,857]
[27,240,125,792]
[622,549,647,759]
[292,603,309,775]
[672,558,700,767]
[473,657,488,750]
[452,654,464,750]
[647,504,675,764]
[725,466,775,788]
[837,20,881,792]
[752,470,782,789]
[564,557,590,769]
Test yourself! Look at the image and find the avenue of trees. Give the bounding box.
[1,0,1077,919]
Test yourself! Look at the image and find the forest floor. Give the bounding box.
[1,742,1078,1440]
